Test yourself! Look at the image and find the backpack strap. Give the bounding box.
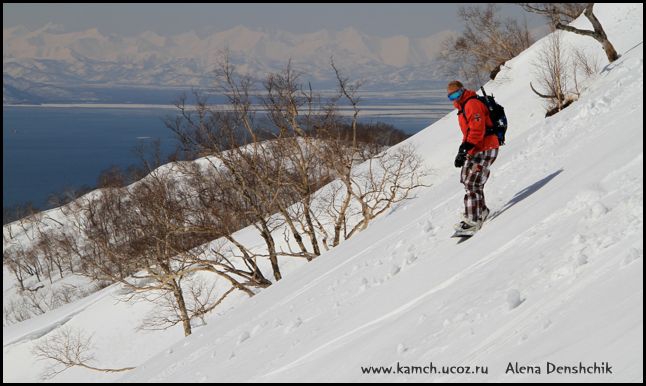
[460,95,497,138]
[459,96,479,117]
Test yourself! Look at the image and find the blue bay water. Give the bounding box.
[3,103,446,210]
[3,107,178,209]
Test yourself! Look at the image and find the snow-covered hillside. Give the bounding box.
[3,4,643,382]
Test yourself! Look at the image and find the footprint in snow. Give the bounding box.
[596,235,619,250]
[506,289,525,310]
[389,265,401,277]
[574,252,589,266]
[621,248,643,267]
[187,349,205,362]
[587,201,609,220]
[572,234,586,247]
[542,319,553,330]
[551,264,575,281]
[359,277,370,292]
[404,253,418,266]
[284,317,303,334]
[251,324,262,336]
[237,331,250,345]
[423,220,435,234]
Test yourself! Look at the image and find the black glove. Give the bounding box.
[454,142,475,168]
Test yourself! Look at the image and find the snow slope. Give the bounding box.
[3,3,643,382]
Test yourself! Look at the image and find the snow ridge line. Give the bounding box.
[3,284,117,348]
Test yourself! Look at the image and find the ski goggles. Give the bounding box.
[447,88,464,101]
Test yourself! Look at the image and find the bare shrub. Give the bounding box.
[530,28,602,116]
[531,30,573,115]
[573,46,601,77]
[32,326,134,379]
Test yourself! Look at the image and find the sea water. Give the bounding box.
[3,95,450,209]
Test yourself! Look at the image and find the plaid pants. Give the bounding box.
[460,148,499,223]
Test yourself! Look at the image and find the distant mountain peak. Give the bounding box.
[34,22,66,34]
[3,23,454,102]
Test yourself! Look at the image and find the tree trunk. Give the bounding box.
[556,4,619,63]
[600,38,619,63]
[224,235,271,287]
[584,4,619,62]
[15,271,25,291]
[303,200,321,257]
[333,186,353,247]
[171,280,192,337]
[260,222,282,281]
[277,205,310,257]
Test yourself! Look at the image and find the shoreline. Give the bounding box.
[3,103,450,118]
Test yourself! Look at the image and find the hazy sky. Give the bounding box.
[3,3,546,37]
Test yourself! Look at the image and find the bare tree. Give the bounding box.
[68,141,265,336]
[330,57,362,151]
[4,244,28,291]
[199,57,285,278]
[4,54,427,336]
[48,165,196,336]
[33,225,73,282]
[167,55,326,276]
[320,62,371,247]
[3,298,32,324]
[520,3,586,24]
[318,63,430,246]
[439,4,534,86]
[141,276,235,330]
[97,165,126,188]
[33,326,134,379]
[45,184,95,212]
[519,3,619,62]
[261,63,339,259]
[3,201,41,226]
[348,145,428,237]
[178,162,272,288]
[185,277,235,326]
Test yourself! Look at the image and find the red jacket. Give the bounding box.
[453,89,499,156]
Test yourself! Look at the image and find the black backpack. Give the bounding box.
[459,87,508,145]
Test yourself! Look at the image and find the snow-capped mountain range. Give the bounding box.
[3,24,456,103]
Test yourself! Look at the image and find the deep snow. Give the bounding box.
[3,3,643,383]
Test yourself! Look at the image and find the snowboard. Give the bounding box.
[451,231,475,244]
[451,209,498,243]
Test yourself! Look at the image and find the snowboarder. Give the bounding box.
[448,80,500,236]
